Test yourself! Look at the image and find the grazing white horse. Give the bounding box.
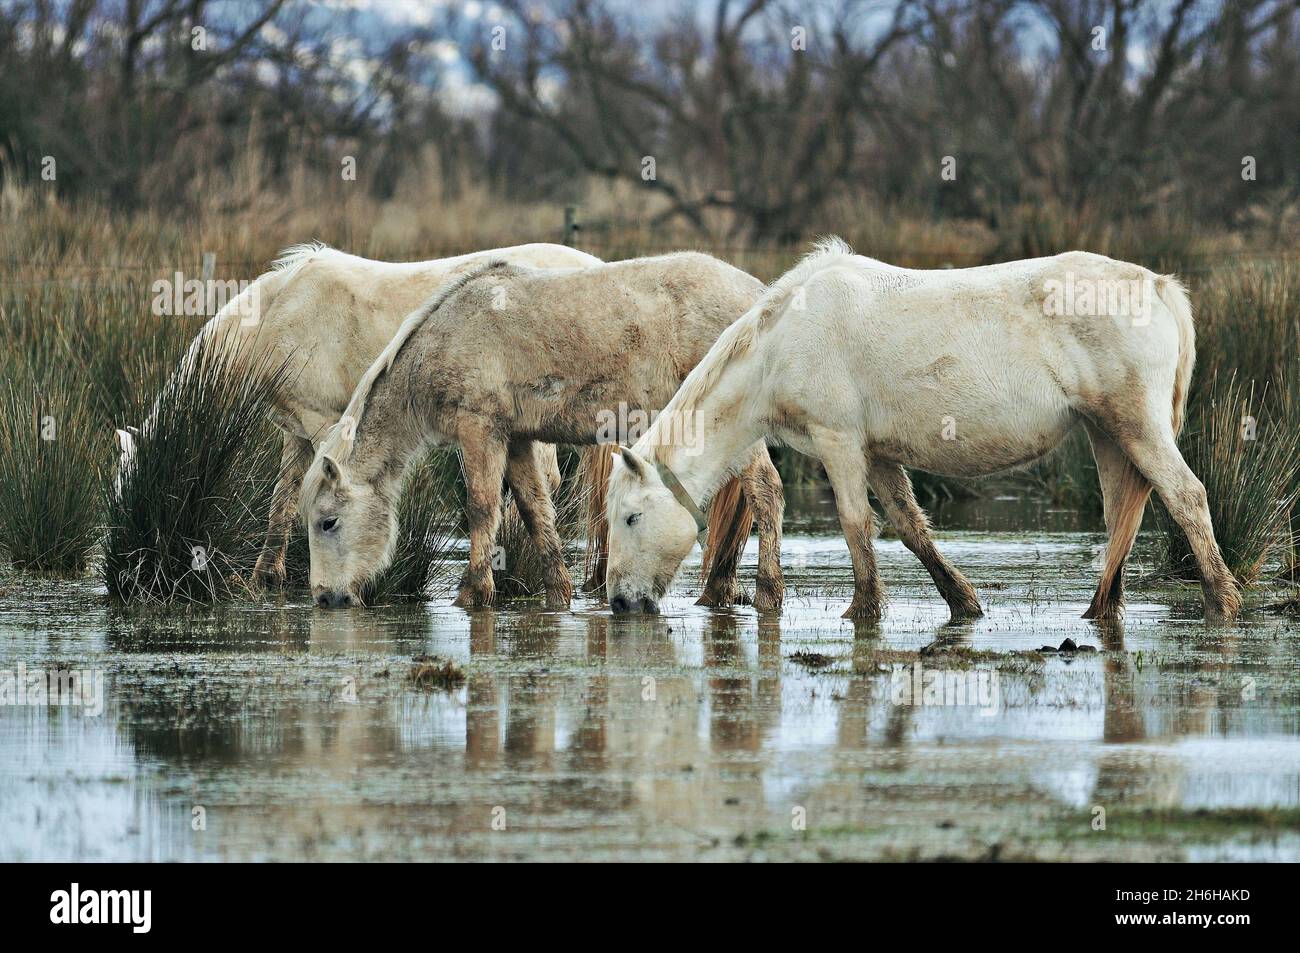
[114,242,600,584]
[298,253,786,611]
[606,238,1242,622]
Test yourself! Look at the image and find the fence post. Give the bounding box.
[564,206,579,247]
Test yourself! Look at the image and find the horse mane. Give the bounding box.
[300,258,510,508]
[272,241,334,276]
[639,236,855,462]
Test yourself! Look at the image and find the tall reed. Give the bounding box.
[0,364,104,573]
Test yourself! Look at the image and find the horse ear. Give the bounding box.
[115,429,135,454]
[615,445,649,482]
[321,455,344,486]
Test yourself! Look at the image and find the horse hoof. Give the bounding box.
[252,562,286,589]
[842,603,882,622]
[454,589,494,609]
[696,586,740,608]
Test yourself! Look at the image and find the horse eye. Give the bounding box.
[320,516,338,533]
[626,513,641,526]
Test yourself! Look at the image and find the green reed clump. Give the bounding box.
[1158,374,1300,584]
[104,332,289,604]
[0,277,191,425]
[0,365,104,573]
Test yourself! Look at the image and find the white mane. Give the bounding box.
[638,236,855,459]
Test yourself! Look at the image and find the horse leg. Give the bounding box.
[1082,420,1151,621]
[1112,426,1241,620]
[254,432,313,587]
[868,461,981,621]
[453,423,508,609]
[815,431,882,621]
[742,446,784,612]
[534,442,563,493]
[506,438,573,610]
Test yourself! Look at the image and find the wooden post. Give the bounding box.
[564,206,579,247]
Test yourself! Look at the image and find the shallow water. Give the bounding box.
[2,490,1298,861]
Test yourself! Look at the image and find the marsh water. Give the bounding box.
[2,489,1298,861]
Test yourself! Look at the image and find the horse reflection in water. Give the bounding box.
[81,598,1288,859]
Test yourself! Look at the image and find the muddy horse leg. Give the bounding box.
[254,432,313,587]
[1081,420,1152,620]
[869,461,981,621]
[742,445,785,612]
[506,438,574,609]
[1114,427,1241,621]
[697,475,753,607]
[815,430,882,621]
[453,422,508,609]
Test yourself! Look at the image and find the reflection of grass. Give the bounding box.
[410,655,466,691]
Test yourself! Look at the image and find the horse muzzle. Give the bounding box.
[314,588,357,609]
[609,594,659,615]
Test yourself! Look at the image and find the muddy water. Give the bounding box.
[2,490,1298,861]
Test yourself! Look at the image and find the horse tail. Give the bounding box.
[580,443,615,593]
[698,476,755,597]
[1159,274,1196,437]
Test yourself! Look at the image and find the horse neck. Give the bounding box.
[348,379,428,500]
[639,349,765,507]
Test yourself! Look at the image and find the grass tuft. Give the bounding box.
[103,331,289,604]
[0,365,104,573]
[1158,373,1300,583]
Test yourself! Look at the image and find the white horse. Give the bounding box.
[606,239,1242,622]
[298,252,786,611]
[114,242,600,584]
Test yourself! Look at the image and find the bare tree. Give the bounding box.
[472,0,924,241]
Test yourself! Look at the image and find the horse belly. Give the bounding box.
[867,367,1077,478]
